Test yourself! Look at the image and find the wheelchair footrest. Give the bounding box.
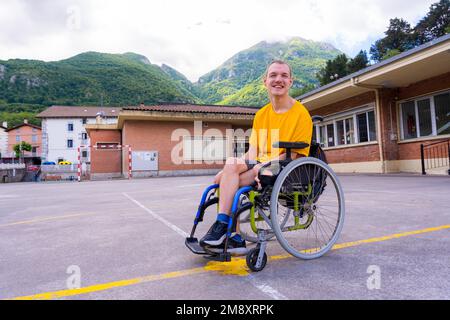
[185,237,208,255]
[203,252,232,262]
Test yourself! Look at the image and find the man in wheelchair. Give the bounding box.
[199,60,313,253]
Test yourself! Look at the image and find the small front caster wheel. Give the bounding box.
[246,247,267,272]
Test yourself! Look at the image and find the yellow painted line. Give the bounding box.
[11,268,207,300]
[0,213,96,228]
[270,224,450,261]
[5,224,450,300]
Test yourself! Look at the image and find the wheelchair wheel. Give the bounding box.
[246,247,267,272]
[270,157,345,260]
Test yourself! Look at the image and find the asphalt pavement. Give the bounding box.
[0,174,449,300]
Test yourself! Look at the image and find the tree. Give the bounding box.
[316,54,349,86]
[414,0,450,45]
[370,18,416,62]
[13,141,32,159]
[347,50,369,74]
[316,51,370,86]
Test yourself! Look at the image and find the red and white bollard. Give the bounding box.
[77,146,81,182]
[128,146,132,179]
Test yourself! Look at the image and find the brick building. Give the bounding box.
[85,104,256,180]
[84,34,449,179]
[299,33,450,174]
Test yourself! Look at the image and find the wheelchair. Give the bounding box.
[185,116,345,272]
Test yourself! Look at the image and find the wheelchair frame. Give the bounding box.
[185,117,345,272]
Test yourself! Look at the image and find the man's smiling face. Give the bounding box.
[263,62,293,98]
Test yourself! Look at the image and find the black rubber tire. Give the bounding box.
[246,248,267,272]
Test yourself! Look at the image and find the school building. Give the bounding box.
[80,34,449,179]
[84,104,256,180]
[300,33,450,175]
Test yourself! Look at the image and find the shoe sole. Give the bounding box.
[201,233,236,246]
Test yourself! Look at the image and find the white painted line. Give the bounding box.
[122,192,189,238]
[246,274,289,300]
[124,192,289,300]
[174,183,206,188]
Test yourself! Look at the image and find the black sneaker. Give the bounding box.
[208,237,247,255]
[199,221,229,247]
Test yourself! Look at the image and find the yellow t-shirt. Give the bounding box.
[249,100,313,163]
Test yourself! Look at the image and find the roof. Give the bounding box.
[123,103,259,115]
[5,123,41,132]
[36,106,122,118]
[297,34,450,110]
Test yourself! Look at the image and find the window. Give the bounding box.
[316,107,377,148]
[326,124,335,147]
[16,135,20,142]
[67,139,73,148]
[81,133,88,140]
[183,136,227,161]
[400,91,450,140]
[82,151,88,158]
[68,123,74,132]
[357,111,376,143]
[319,126,326,146]
[434,93,450,135]
[32,135,37,143]
[82,118,87,125]
[336,117,355,146]
[233,138,249,158]
[32,128,37,133]
[417,99,432,137]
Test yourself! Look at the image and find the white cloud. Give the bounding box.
[0,0,437,81]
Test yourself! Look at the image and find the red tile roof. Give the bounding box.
[37,106,122,118]
[123,103,259,115]
[5,123,41,132]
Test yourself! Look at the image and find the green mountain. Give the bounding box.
[0,37,342,126]
[0,52,198,108]
[195,37,342,106]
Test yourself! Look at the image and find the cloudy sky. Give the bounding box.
[0,0,436,81]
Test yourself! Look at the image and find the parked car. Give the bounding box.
[27,165,40,171]
[58,161,72,165]
[42,161,56,165]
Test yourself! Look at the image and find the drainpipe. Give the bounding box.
[351,77,385,174]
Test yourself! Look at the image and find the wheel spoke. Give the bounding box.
[271,158,345,259]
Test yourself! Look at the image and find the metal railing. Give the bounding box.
[420,139,450,175]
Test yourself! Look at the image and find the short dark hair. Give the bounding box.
[264,60,293,78]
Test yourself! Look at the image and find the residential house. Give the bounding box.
[36,106,121,164]
[0,122,7,158]
[5,120,42,162]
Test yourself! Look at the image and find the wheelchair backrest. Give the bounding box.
[309,115,328,164]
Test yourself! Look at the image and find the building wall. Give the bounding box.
[0,127,7,157]
[6,125,42,158]
[122,120,236,173]
[307,72,450,174]
[88,129,122,178]
[310,91,376,117]
[43,117,118,163]
[309,91,380,171]
[383,72,450,173]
